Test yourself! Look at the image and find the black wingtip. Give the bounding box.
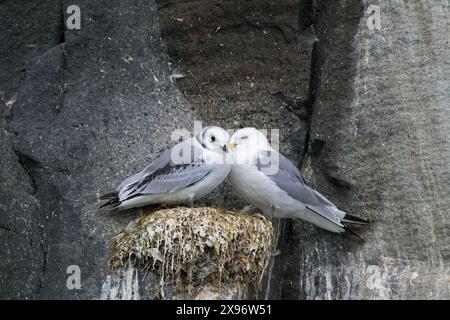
[99,191,119,200]
[342,213,370,226]
[99,191,120,210]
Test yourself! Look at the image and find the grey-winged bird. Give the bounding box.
[227,128,368,236]
[100,126,231,211]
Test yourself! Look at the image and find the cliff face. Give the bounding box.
[271,0,450,299]
[1,0,194,299]
[1,0,449,299]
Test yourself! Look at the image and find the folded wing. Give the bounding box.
[118,143,213,202]
[256,150,343,227]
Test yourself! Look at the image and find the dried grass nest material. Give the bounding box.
[110,207,274,298]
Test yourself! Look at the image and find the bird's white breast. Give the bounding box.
[229,163,305,218]
[229,165,276,209]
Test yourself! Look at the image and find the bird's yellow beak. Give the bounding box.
[228,143,237,150]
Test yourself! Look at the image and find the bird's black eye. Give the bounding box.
[211,136,216,142]
[241,136,248,140]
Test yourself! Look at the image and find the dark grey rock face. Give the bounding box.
[0,115,44,299]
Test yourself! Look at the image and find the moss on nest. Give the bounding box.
[110,207,273,299]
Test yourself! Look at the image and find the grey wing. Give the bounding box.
[118,145,213,201]
[256,150,342,224]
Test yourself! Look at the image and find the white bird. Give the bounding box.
[227,128,368,235]
[100,126,232,211]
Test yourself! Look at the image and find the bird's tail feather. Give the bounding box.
[342,213,370,226]
[343,225,365,242]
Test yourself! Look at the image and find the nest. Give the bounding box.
[110,207,274,299]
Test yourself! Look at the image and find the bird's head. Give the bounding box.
[228,128,271,152]
[197,126,230,154]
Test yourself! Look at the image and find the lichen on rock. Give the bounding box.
[109,207,273,299]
